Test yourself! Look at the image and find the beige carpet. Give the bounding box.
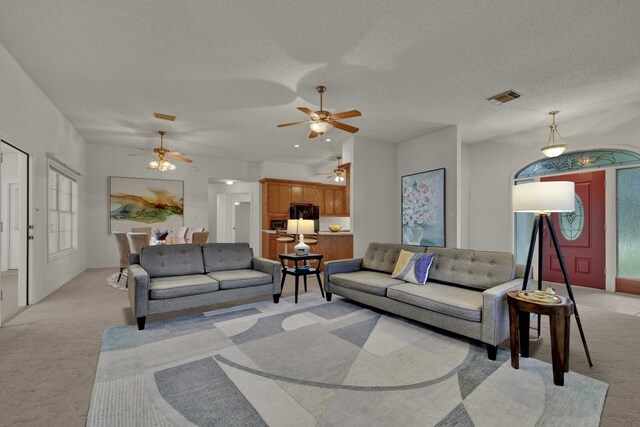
[0,268,638,426]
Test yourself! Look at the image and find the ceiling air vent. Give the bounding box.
[153,113,176,121]
[487,90,521,105]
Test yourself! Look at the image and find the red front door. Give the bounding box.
[541,171,606,289]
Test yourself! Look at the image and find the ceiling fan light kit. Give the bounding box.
[277,85,361,138]
[131,130,193,172]
[541,111,568,158]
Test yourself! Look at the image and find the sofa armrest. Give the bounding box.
[129,253,140,265]
[324,258,363,293]
[253,257,282,294]
[128,264,150,318]
[481,278,524,346]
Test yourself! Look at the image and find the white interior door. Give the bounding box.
[233,202,251,243]
[8,183,20,270]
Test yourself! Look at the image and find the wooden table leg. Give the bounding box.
[549,312,566,386]
[519,310,531,358]
[509,300,520,369]
[316,270,324,298]
[564,314,571,373]
[294,275,299,304]
[280,271,286,293]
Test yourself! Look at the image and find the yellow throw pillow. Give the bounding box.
[391,250,415,277]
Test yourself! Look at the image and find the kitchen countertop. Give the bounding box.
[262,230,353,236]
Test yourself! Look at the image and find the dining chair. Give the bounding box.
[186,227,205,240]
[129,232,150,254]
[113,232,131,284]
[173,226,189,239]
[131,227,152,237]
[191,231,210,244]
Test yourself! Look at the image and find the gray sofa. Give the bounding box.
[324,243,524,359]
[128,243,281,330]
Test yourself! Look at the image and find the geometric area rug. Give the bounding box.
[87,294,608,426]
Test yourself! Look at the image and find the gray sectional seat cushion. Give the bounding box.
[387,283,483,322]
[203,243,253,272]
[140,244,205,278]
[361,243,427,273]
[207,269,273,290]
[427,247,516,290]
[330,271,407,296]
[149,274,219,299]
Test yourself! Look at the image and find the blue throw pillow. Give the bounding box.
[391,251,435,285]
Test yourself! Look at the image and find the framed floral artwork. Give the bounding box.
[401,168,445,247]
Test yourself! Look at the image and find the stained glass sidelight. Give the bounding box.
[617,167,640,279]
[516,149,640,178]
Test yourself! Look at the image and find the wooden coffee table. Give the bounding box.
[507,290,574,386]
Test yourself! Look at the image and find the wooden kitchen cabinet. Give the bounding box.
[267,183,290,215]
[324,188,335,215]
[290,184,302,203]
[262,231,353,262]
[303,185,315,204]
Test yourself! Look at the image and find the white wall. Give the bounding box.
[352,136,399,257]
[86,143,258,267]
[0,42,88,303]
[259,160,327,184]
[398,126,461,247]
[467,102,640,255]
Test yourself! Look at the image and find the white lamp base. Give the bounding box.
[293,233,310,256]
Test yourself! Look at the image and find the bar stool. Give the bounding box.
[276,229,295,253]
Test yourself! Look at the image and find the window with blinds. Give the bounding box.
[48,166,78,257]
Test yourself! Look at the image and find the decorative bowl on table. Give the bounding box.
[328,225,342,232]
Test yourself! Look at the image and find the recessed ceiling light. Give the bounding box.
[234,202,240,205]
[225,180,234,185]
[325,138,332,142]
[487,90,521,105]
[294,144,301,148]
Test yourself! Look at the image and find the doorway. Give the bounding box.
[233,201,251,243]
[541,171,606,289]
[1,141,30,323]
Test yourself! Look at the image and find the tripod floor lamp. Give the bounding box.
[512,181,593,368]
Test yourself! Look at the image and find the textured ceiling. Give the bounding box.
[1,1,639,165]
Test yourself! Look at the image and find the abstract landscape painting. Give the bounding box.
[109,177,184,233]
[402,168,445,247]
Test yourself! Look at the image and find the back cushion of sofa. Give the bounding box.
[426,247,515,290]
[140,244,205,278]
[202,243,253,272]
[362,243,427,273]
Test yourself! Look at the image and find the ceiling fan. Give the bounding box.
[277,86,361,138]
[128,131,193,171]
[318,156,347,182]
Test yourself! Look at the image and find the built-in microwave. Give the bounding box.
[290,204,320,231]
[269,219,288,230]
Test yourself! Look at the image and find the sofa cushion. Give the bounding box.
[140,244,205,278]
[362,243,427,273]
[207,269,272,290]
[149,274,219,299]
[202,243,253,272]
[387,283,483,322]
[330,271,407,296]
[426,247,515,290]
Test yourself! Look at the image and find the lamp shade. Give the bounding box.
[297,219,315,234]
[286,219,299,234]
[512,181,575,213]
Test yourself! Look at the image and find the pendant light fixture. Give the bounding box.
[541,111,567,158]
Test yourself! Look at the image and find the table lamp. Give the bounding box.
[292,219,315,255]
[512,181,592,367]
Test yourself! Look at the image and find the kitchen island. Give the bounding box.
[261,230,353,263]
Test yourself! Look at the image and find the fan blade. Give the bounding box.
[166,153,193,163]
[330,109,361,120]
[167,151,186,156]
[326,174,335,179]
[297,107,314,116]
[308,130,319,138]
[332,121,359,133]
[277,120,309,128]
